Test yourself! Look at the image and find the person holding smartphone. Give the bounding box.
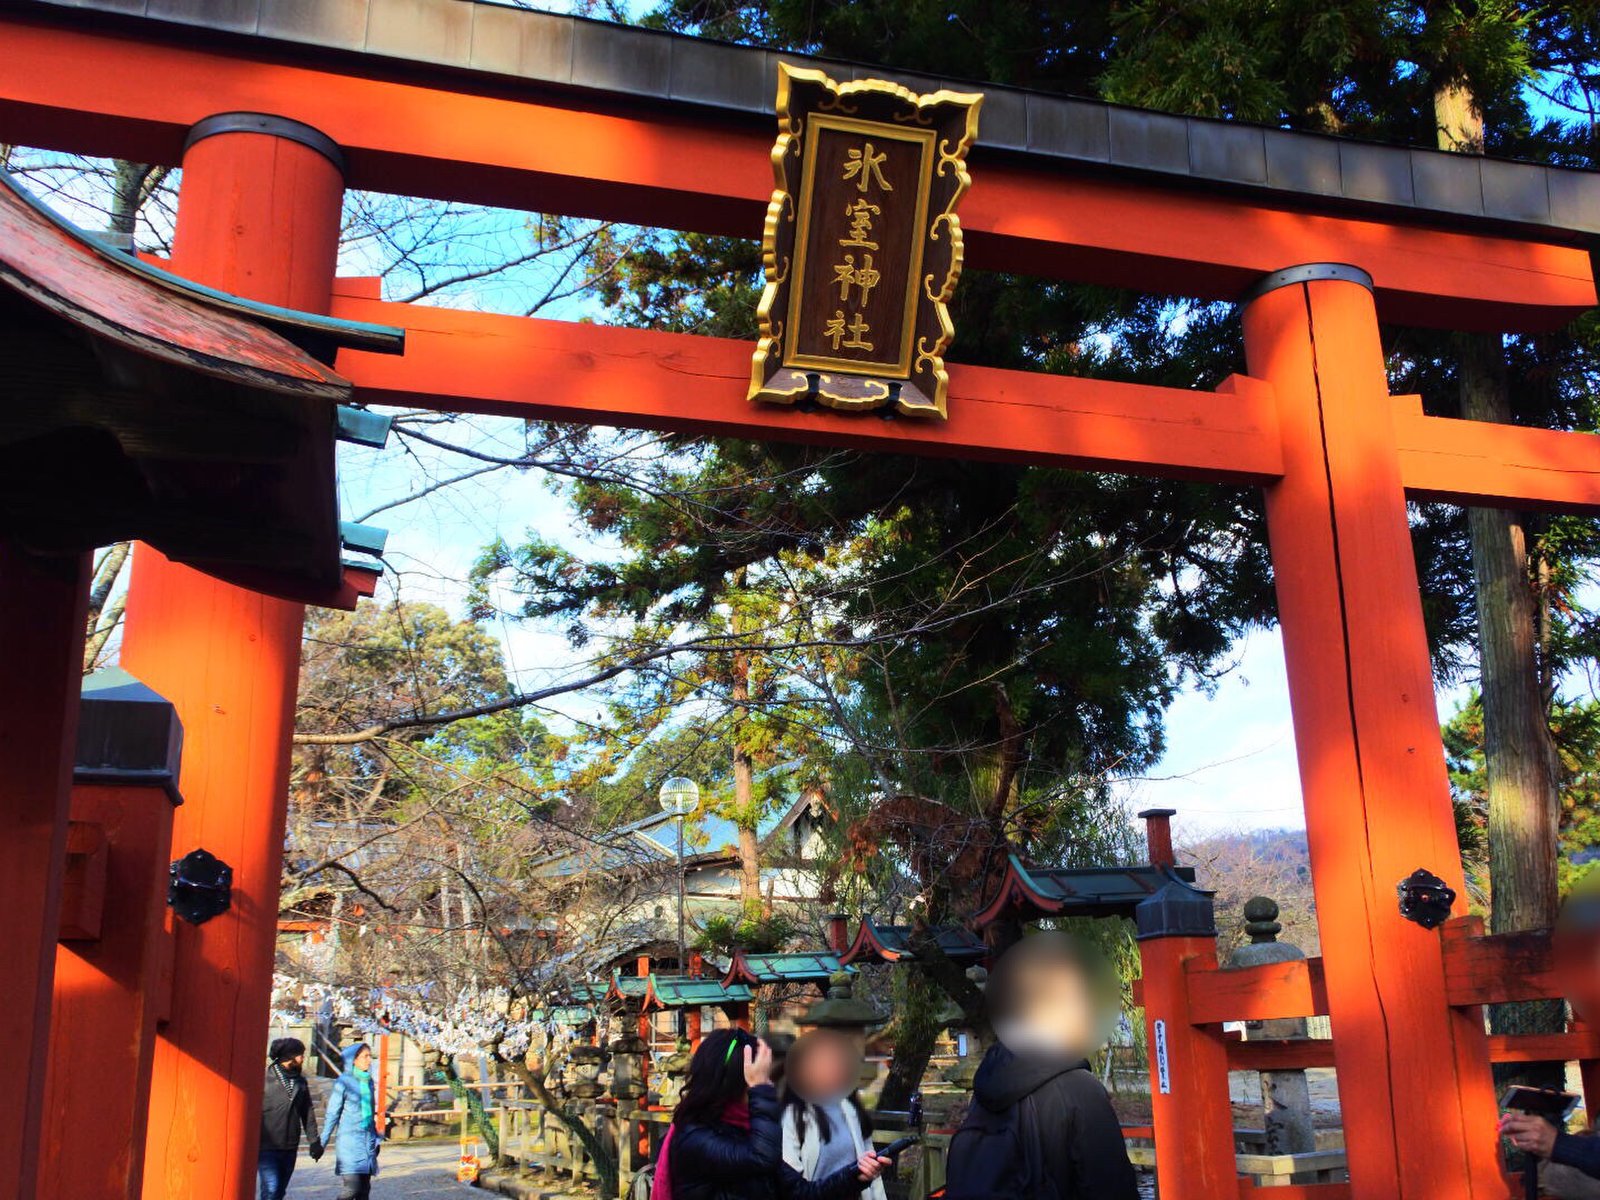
[780,1030,886,1200]
[1501,1106,1598,1178]
[652,1029,891,1200]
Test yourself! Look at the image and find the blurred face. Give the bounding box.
[789,1031,860,1103]
[282,1052,305,1072]
[1556,881,1600,1021]
[990,933,1111,1058]
[354,1047,372,1072]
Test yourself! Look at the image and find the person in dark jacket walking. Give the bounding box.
[946,933,1138,1200]
[258,1037,322,1200]
[653,1028,890,1200]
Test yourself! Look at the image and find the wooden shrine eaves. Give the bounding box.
[1,4,1595,330]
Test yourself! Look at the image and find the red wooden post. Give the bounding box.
[41,668,182,1200]
[1573,1013,1600,1114]
[1243,265,1502,1200]
[124,113,343,1200]
[0,541,89,1200]
[1135,881,1236,1200]
[825,913,850,954]
[377,1034,390,1120]
[1138,807,1177,867]
[686,1007,703,1050]
[43,785,178,1199]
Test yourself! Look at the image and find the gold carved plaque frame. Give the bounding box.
[749,64,983,420]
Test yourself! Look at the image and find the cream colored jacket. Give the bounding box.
[780,1099,887,1200]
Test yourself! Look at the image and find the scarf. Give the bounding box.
[353,1068,375,1130]
[653,1097,755,1200]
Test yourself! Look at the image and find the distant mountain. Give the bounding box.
[1180,827,1318,957]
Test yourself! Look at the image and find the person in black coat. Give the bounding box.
[946,933,1138,1200]
[965,1042,1138,1200]
[655,1029,891,1200]
[258,1037,322,1200]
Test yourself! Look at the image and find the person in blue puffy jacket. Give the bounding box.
[320,1042,384,1198]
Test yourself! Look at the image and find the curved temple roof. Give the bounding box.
[971,854,1203,928]
[721,949,855,989]
[0,168,402,604]
[840,916,987,966]
[642,974,753,1011]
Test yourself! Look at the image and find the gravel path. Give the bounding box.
[283,1138,474,1199]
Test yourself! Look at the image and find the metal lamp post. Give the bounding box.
[657,777,700,975]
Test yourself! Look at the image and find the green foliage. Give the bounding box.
[295,600,559,831]
[1102,1,1395,127]
[695,908,798,954]
[644,0,1116,91]
[1444,692,1600,893]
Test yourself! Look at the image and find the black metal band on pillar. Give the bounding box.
[1239,262,1375,305]
[184,112,346,174]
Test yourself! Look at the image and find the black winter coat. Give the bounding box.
[1553,1130,1600,1180]
[967,1044,1138,1200]
[260,1065,320,1154]
[669,1084,867,1200]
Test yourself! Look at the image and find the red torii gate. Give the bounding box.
[5,4,1600,1200]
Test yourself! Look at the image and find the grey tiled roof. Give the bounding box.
[29,0,1600,239]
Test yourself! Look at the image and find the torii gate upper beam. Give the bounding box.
[0,7,1596,331]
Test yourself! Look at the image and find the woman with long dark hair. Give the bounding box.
[652,1029,889,1200]
[780,1032,885,1200]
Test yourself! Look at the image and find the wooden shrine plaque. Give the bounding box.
[750,65,982,419]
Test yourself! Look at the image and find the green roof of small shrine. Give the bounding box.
[722,950,855,987]
[643,974,754,1011]
[841,916,987,965]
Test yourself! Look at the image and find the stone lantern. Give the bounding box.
[607,1032,649,1103]
[939,965,988,1090]
[1227,896,1315,1159]
[800,972,885,1094]
[799,971,885,1032]
[656,1037,694,1110]
[566,1042,606,1099]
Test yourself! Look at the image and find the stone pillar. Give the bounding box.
[1227,897,1315,1158]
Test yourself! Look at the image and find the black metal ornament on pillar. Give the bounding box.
[1395,868,1456,930]
[168,847,233,924]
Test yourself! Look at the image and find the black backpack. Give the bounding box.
[942,1094,1045,1200]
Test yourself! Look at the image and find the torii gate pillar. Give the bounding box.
[1243,266,1503,1200]
[119,114,343,1200]
[0,543,89,1200]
